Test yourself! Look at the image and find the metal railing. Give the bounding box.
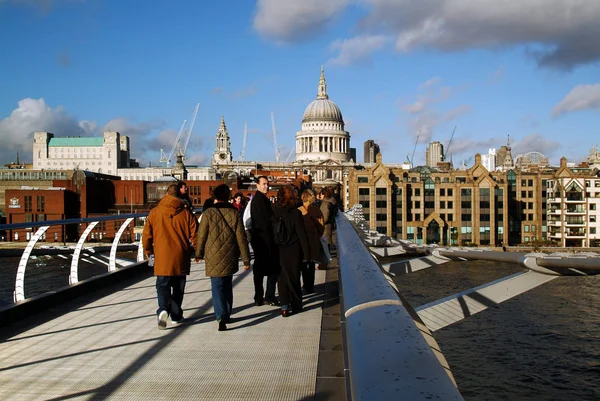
[336,209,464,400]
[0,214,147,302]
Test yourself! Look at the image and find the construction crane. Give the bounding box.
[285,144,295,162]
[443,126,457,162]
[160,119,187,167]
[270,112,281,162]
[180,103,199,160]
[240,120,248,161]
[406,130,421,166]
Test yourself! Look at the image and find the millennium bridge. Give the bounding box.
[1,210,599,401]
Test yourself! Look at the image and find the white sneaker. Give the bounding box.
[171,315,184,325]
[157,311,168,330]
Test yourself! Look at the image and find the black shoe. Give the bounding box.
[303,288,315,295]
[218,320,227,331]
[281,309,290,318]
[265,298,281,307]
[255,299,264,306]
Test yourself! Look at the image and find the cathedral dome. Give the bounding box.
[301,66,344,124]
[302,99,343,123]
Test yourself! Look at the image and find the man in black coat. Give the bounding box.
[249,176,280,306]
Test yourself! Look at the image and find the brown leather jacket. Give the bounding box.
[142,195,198,276]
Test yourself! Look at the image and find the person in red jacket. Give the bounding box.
[143,184,198,330]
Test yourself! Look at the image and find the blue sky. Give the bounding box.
[1,0,600,167]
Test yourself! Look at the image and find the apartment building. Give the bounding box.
[346,153,557,246]
[547,158,600,247]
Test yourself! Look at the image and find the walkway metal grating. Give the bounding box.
[0,261,326,400]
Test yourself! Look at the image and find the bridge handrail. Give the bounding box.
[0,213,147,231]
[1,214,148,303]
[336,211,464,400]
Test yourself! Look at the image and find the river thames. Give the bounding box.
[393,259,600,401]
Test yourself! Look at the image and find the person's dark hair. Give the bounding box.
[202,197,214,211]
[176,181,187,190]
[256,175,268,183]
[276,185,297,208]
[233,192,244,200]
[167,184,179,196]
[213,184,231,202]
[321,186,333,199]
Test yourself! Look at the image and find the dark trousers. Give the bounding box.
[278,245,303,312]
[253,273,277,302]
[210,276,233,323]
[301,261,315,293]
[156,275,186,320]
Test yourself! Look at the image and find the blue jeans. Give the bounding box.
[156,276,186,320]
[211,276,233,322]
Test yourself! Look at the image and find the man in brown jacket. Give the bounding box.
[196,184,250,331]
[143,184,198,330]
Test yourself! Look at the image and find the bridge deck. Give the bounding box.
[0,261,330,400]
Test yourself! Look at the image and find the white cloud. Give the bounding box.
[402,77,468,143]
[0,97,172,166]
[443,104,472,121]
[254,0,600,70]
[328,35,388,66]
[513,133,561,156]
[552,83,600,117]
[253,0,350,43]
[101,117,165,162]
[363,0,600,69]
[419,76,442,90]
[0,98,94,163]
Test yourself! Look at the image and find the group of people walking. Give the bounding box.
[142,177,337,331]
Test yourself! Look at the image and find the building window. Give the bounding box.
[376,188,387,195]
[524,225,530,232]
[357,176,368,183]
[440,201,445,209]
[25,196,32,212]
[358,188,369,195]
[447,214,453,221]
[447,201,453,208]
[447,189,453,196]
[591,227,597,234]
[591,216,596,223]
[440,188,445,196]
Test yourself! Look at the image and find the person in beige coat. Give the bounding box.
[143,184,198,330]
[195,184,251,331]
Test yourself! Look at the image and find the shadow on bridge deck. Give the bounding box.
[0,260,343,401]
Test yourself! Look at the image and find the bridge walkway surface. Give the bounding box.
[0,259,344,401]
